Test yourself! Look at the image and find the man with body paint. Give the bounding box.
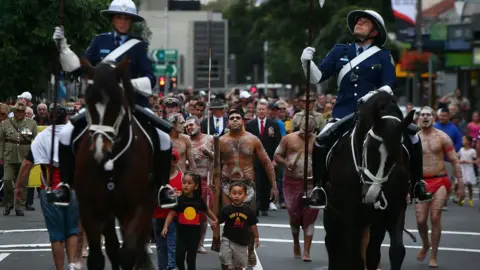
[274,114,319,262]
[416,106,465,268]
[185,116,214,254]
[167,113,196,173]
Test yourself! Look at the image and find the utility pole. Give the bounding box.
[414,0,423,105]
[263,41,268,93]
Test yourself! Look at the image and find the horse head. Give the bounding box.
[357,91,408,206]
[80,56,134,164]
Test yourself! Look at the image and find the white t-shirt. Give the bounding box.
[30,125,65,166]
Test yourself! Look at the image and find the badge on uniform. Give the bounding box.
[268,126,275,137]
[100,49,111,54]
[340,57,349,62]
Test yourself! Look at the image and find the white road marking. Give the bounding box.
[253,248,263,270]
[2,223,480,237]
[0,253,10,262]
[1,239,480,254]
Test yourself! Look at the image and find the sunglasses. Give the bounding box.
[229,116,242,120]
[420,113,432,117]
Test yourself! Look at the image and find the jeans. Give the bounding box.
[153,218,177,270]
[276,166,285,204]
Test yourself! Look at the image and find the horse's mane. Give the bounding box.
[85,61,136,110]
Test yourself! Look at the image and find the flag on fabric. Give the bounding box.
[390,0,417,43]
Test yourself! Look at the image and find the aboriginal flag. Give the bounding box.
[178,206,201,225]
[390,0,417,43]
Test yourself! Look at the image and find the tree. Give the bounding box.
[0,0,150,101]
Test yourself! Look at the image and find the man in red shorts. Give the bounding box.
[416,106,465,268]
[185,116,214,254]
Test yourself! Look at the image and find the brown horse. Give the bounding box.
[74,57,155,269]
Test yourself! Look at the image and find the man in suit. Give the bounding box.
[201,99,228,136]
[246,100,282,216]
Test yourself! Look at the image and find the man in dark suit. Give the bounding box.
[246,100,282,216]
[201,99,228,136]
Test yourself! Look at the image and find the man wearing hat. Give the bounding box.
[163,97,181,118]
[291,93,325,134]
[300,9,431,208]
[0,102,38,216]
[50,0,176,208]
[201,99,228,136]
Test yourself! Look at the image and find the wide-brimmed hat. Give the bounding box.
[100,0,144,23]
[210,99,225,110]
[13,102,27,111]
[347,9,388,47]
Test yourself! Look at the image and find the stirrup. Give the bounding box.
[52,183,72,207]
[414,180,433,204]
[309,186,327,209]
[158,184,178,209]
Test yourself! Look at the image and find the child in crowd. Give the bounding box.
[162,172,218,270]
[218,181,259,270]
[458,136,477,207]
[152,150,183,270]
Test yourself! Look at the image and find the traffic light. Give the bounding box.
[250,86,257,93]
[169,77,177,91]
[159,76,166,91]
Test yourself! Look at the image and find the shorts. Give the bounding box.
[219,237,248,268]
[40,190,79,242]
[221,179,255,204]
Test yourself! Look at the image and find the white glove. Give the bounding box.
[359,91,377,103]
[52,27,81,72]
[131,77,153,97]
[52,26,65,42]
[301,47,315,66]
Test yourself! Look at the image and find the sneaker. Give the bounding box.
[468,199,474,207]
[269,202,278,211]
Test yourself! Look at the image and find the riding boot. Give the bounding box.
[309,113,356,209]
[133,108,177,208]
[410,137,432,203]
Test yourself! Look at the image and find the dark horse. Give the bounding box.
[75,57,155,269]
[323,91,413,270]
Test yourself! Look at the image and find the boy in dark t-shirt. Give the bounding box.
[218,181,259,270]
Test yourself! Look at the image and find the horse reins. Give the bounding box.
[350,115,402,210]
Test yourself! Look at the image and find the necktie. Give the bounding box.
[357,47,364,55]
[215,118,220,134]
[260,119,265,136]
[115,35,121,47]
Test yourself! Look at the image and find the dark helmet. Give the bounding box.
[49,104,68,124]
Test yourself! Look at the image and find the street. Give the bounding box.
[1,195,480,270]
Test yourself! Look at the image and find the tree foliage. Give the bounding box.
[0,0,150,101]
[223,0,396,91]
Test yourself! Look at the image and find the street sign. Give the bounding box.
[153,64,178,77]
[151,49,178,63]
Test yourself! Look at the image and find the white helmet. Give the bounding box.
[100,0,144,22]
[347,10,388,47]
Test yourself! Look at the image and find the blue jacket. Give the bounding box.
[315,43,396,118]
[84,32,155,107]
[433,121,463,152]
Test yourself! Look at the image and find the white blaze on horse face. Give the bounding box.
[93,102,107,162]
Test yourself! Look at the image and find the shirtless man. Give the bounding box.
[167,113,196,172]
[274,114,319,262]
[185,115,214,254]
[219,109,279,267]
[416,106,465,268]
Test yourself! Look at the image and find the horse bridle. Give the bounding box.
[86,80,134,171]
[351,115,402,210]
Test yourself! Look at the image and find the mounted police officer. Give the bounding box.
[301,9,432,208]
[50,0,176,208]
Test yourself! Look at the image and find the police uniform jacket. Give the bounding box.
[0,118,38,163]
[83,32,155,107]
[315,43,396,118]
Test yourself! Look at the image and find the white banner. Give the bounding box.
[391,0,417,25]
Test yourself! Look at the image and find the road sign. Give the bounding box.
[151,49,178,63]
[153,64,178,77]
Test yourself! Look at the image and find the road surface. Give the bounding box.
[1,194,480,269]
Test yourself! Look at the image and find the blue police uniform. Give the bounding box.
[315,43,395,118]
[84,32,155,107]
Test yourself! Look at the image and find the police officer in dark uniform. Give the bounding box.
[301,9,432,208]
[50,0,176,207]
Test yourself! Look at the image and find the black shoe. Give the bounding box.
[414,180,432,203]
[3,206,12,216]
[15,210,24,216]
[310,186,327,209]
[51,184,72,206]
[158,185,177,208]
[25,205,35,211]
